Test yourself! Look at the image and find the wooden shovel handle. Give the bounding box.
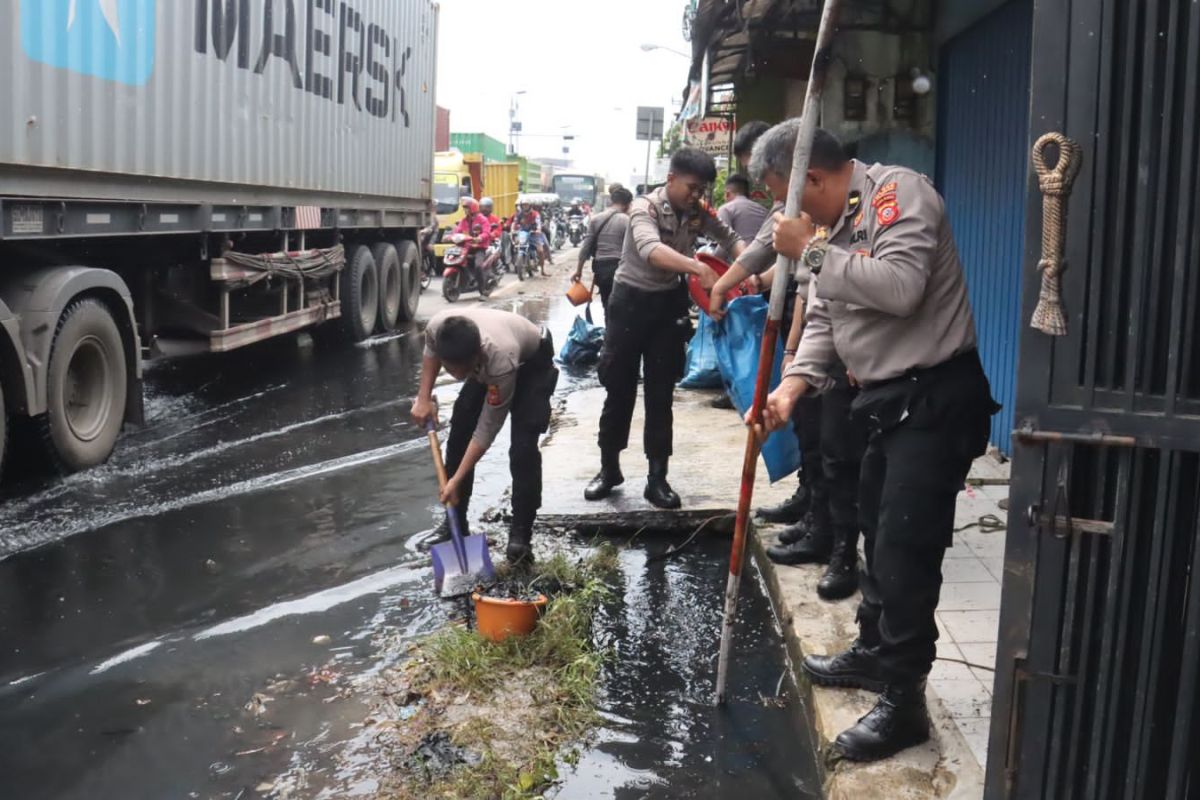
[428,429,450,491]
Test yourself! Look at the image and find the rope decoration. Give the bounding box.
[1030,132,1083,336]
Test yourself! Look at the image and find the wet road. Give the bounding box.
[0,265,818,799]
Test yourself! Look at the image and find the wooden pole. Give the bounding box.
[715,0,843,706]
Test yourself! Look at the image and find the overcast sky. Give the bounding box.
[434,0,692,185]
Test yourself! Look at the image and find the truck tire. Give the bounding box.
[396,240,421,323]
[38,298,128,473]
[373,243,402,333]
[339,245,379,342]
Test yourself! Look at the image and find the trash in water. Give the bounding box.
[312,635,332,646]
[135,698,152,706]
[402,731,482,780]
[243,694,273,716]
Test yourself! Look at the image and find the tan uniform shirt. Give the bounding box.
[787,161,978,393]
[735,200,787,275]
[424,308,543,448]
[718,195,770,243]
[615,186,743,292]
[583,208,629,262]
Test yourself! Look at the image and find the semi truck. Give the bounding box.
[0,0,438,478]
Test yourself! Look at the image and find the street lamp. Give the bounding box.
[509,90,527,155]
[640,43,691,59]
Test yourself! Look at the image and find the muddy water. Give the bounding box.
[0,284,819,799]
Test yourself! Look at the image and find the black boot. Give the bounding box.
[423,503,469,550]
[817,528,860,601]
[835,683,932,762]
[644,459,681,509]
[584,451,624,501]
[766,510,833,565]
[803,639,886,692]
[506,523,533,565]
[757,484,809,524]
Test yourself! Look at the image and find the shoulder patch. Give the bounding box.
[876,203,901,228]
[487,385,502,406]
[872,183,898,208]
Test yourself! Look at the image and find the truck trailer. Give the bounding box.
[0,0,438,478]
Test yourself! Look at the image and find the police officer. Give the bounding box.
[411,308,559,564]
[759,129,998,761]
[709,120,863,601]
[573,186,633,312]
[585,147,744,509]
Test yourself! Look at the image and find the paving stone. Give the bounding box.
[941,557,998,583]
[938,610,1001,644]
[938,582,1002,612]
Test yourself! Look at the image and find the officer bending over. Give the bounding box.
[585,147,744,509]
[759,129,998,761]
[411,308,559,564]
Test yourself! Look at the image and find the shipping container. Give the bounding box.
[436,106,452,151]
[482,163,520,221]
[2,0,436,210]
[0,0,439,479]
[449,132,508,164]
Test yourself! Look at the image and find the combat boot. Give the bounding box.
[835,683,932,762]
[423,502,469,550]
[817,528,860,601]
[767,508,833,564]
[506,523,534,565]
[757,484,810,524]
[803,639,886,692]
[584,451,624,501]
[644,458,681,509]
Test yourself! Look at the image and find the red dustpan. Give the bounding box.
[688,253,756,315]
[426,418,495,599]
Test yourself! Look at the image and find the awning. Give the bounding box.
[683,0,855,116]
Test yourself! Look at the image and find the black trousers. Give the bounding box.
[592,258,619,312]
[445,334,559,529]
[597,281,691,461]
[820,374,866,534]
[854,351,997,683]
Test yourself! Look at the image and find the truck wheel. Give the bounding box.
[373,243,402,333]
[38,298,128,473]
[339,244,379,341]
[395,240,421,322]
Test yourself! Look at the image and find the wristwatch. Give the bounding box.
[802,235,830,275]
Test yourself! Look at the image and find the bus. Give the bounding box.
[551,174,606,208]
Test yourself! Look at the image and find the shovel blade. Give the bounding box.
[430,534,495,599]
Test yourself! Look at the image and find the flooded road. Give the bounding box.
[0,275,818,799]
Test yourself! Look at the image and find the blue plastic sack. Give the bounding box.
[679,314,723,389]
[558,314,605,366]
[712,295,802,483]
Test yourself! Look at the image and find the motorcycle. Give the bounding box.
[442,233,499,302]
[420,230,437,290]
[513,229,539,281]
[551,212,567,251]
[567,215,586,247]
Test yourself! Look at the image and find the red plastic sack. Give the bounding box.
[688,253,756,315]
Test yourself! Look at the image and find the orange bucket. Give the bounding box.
[565,279,592,307]
[472,592,548,642]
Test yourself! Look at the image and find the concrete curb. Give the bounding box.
[750,525,986,799]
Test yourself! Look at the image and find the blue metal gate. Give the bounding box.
[936,0,1034,454]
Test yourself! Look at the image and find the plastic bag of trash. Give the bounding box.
[679,314,723,389]
[712,294,801,483]
[557,315,605,366]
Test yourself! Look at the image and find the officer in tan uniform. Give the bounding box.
[585,147,744,509]
[759,129,998,762]
[411,308,559,564]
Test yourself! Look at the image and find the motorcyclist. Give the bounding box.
[567,199,586,220]
[512,201,551,273]
[479,197,507,269]
[452,199,492,288]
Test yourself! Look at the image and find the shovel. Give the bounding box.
[426,417,495,598]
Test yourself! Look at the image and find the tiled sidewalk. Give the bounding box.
[929,459,1010,772]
